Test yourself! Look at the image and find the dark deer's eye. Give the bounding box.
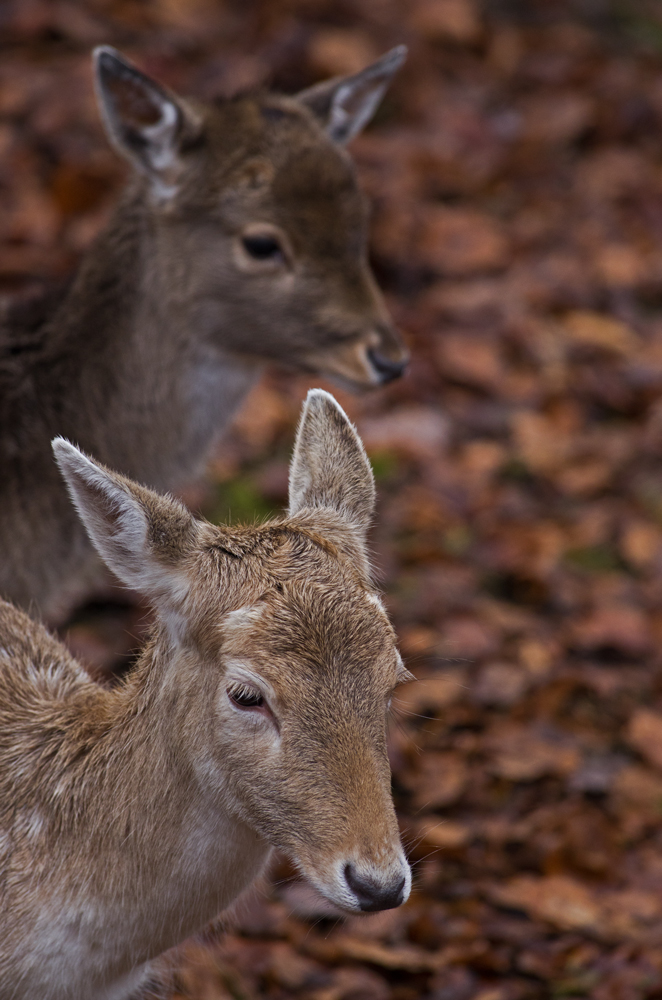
[242,234,283,261]
[227,682,265,710]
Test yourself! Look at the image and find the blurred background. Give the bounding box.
[4,0,662,997]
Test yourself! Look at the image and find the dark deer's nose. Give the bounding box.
[367,348,407,384]
[344,863,406,912]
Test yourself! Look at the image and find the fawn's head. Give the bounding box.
[53,391,411,912]
[94,47,408,388]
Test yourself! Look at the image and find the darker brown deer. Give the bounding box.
[0,390,411,1000]
[0,46,407,623]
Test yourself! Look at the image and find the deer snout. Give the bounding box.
[367,348,408,384]
[319,849,410,913]
[365,322,409,385]
[344,862,407,912]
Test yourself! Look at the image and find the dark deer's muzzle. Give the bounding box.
[367,347,408,383]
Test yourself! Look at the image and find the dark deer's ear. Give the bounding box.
[93,47,201,197]
[296,46,406,145]
[288,389,375,539]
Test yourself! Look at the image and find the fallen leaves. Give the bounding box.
[488,875,602,932]
[626,709,662,771]
[417,207,509,275]
[404,750,469,809]
[561,310,640,356]
[8,2,662,998]
[394,669,467,716]
[485,725,581,783]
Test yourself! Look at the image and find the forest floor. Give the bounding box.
[3,1,662,997]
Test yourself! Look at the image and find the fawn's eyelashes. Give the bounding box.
[227,680,265,710]
[225,678,279,728]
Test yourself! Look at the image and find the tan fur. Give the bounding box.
[0,46,408,624]
[0,391,411,1000]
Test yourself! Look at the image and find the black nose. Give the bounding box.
[367,348,408,384]
[344,863,406,912]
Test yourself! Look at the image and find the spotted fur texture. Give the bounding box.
[0,390,411,1000]
[0,47,408,624]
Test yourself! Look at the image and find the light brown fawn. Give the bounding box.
[0,390,412,1000]
[0,45,408,624]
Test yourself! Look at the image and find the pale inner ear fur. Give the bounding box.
[297,45,407,145]
[52,438,194,615]
[93,46,200,196]
[288,389,375,537]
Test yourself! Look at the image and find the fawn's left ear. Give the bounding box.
[52,438,197,612]
[288,390,375,539]
[297,46,407,145]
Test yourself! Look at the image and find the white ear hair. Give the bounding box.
[52,438,195,612]
[288,390,375,537]
[93,46,200,198]
[297,46,407,145]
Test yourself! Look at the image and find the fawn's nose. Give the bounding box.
[367,348,408,384]
[344,863,406,912]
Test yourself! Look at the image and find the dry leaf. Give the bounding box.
[358,406,449,460]
[410,0,482,43]
[405,751,469,809]
[626,710,662,771]
[488,875,602,931]
[394,670,467,716]
[561,310,640,355]
[486,725,580,781]
[417,207,509,275]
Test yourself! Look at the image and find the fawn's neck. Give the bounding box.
[26,638,269,990]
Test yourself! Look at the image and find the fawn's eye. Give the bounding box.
[227,681,265,710]
[242,234,283,261]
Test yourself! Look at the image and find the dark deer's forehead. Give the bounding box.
[199,96,366,244]
[270,147,366,256]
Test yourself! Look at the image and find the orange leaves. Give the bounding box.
[626,709,662,771]
[488,875,602,932]
[417,207,510,276]
[436,333,504,390]
[485,724,581,783]
[358,407,449,462]
[561,311,640,356]
[394,670,467,716]
[10,4,662,999]
[488,876,662,941]
[409,0,482,44]
[404,750,469,809]
[570,603,651,656]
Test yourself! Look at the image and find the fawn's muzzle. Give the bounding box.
[344,862,407,911]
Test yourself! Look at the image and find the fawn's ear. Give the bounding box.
[297,46,406,145]
[288,390,375,537]
[52,439,197,611]
[93,46,201,196]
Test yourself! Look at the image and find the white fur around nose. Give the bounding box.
[310,851,411,913]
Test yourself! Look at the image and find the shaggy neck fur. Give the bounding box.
[0,605,268,1000]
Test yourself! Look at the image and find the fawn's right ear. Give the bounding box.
[52,439,197,613]
[288,389,375,539]
[93,47,201,197]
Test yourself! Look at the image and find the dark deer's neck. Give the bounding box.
[0,186,260,620]
[36,187,259,488]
